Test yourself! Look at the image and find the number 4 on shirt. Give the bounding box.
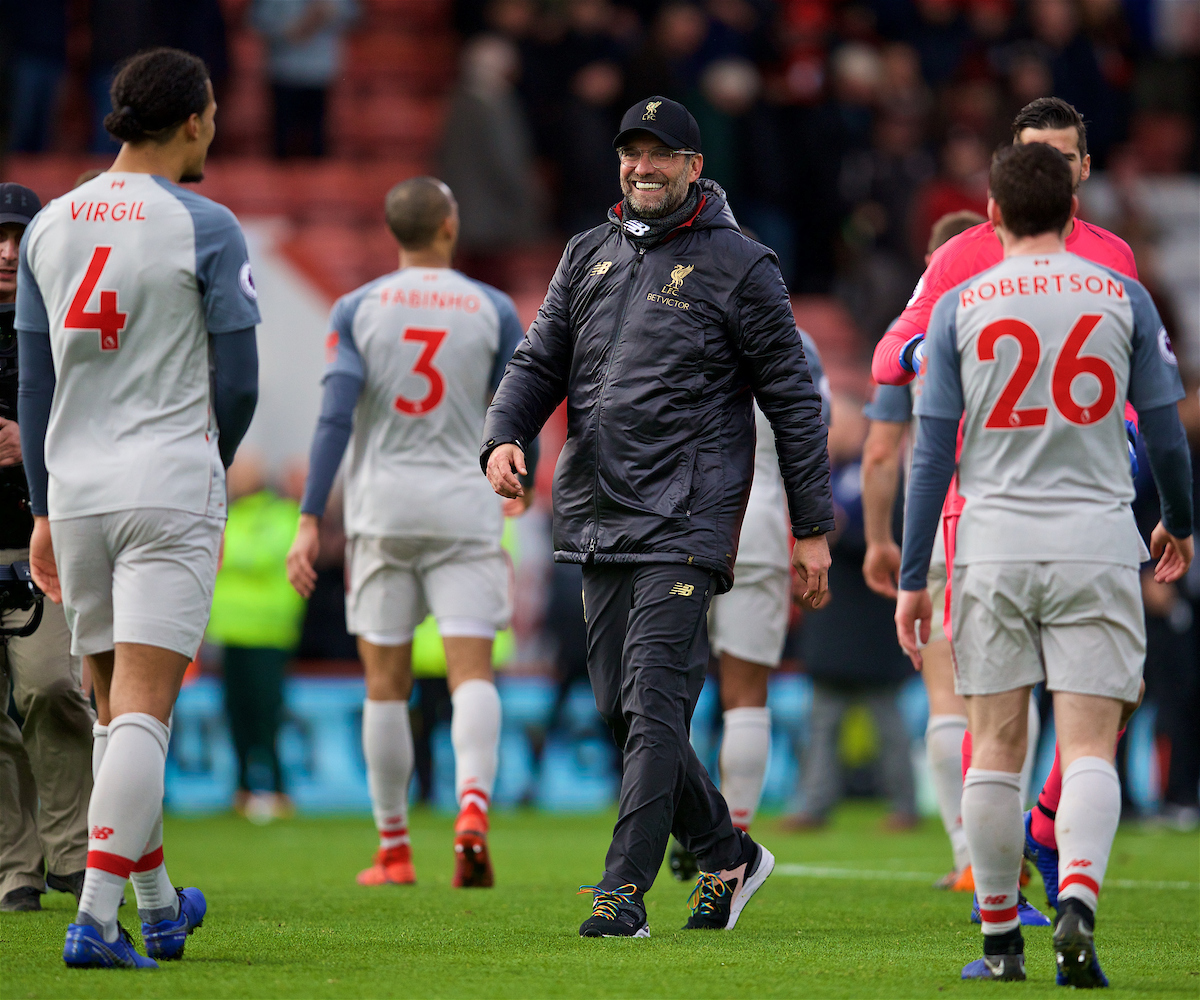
[65,246,127,351]
[980,313,1116,429]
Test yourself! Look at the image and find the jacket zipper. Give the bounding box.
[590,245,645,555]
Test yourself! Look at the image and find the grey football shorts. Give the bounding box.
[345,534,511,645]
[951,560,1144,702]
[708,562,790,667]
[51,508,223,659]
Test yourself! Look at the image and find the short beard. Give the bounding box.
[179,171,205,184]
[622,166,692,218]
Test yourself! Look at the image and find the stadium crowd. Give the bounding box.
[1,0,1197,845]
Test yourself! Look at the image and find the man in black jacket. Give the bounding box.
[482,98,834,937]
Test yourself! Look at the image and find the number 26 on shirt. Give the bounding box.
[979,313,1116,429]
[65,246,127,352]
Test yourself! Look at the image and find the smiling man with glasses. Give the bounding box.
[481,96,834,939]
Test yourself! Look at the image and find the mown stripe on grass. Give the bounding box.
[774,864,1197,890]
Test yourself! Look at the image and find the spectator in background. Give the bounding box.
[784,394,918,831]
[693,58,793,281]
[1029,0,1122,161]
[559,61,626,234]
[251,0,359,158]
[439,34,545,291]
[207,452,307,823]
[910,130,989,258]
[904,0,970,86]
[624,1,711,102]
[3,0,67,152]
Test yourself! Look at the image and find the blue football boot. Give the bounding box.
[63,922,158,969]
[1024,809,1060,908]
[962,953,1026,981]
[971,891,1052,927]
[141,887,206,960]
[1054,902,1109,989]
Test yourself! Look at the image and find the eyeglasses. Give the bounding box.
[616,146,698,167]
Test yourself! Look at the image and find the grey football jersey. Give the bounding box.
[16,172,260,519]
[738,331,831,569]
[325,267,523,539]
[917,252,1183,567]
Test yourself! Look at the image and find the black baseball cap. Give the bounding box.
[614,96,702,153]
[0,183,41,226]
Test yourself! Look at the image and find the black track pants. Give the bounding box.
[582,563,741,892]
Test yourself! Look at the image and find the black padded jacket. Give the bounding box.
[481,179,835,591]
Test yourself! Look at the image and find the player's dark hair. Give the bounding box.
[927,210,986,255]
[385,177,456,249]
[104,48,211,145]
[989,143,1073,239]
[1011,97,1087,158]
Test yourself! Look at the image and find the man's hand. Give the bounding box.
[0,416,21,467]
[28,516,61,603]
[486,443,527,500]
[286,514,321,599]
[862,540,902,598]
[1150,521,1194,584]
[791,533,831,609]
[502,491,533,518]
[895,588,932,670]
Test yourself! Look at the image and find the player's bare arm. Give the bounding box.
[486,442,526,500]
[286,514,321,599]
[860,419,905,598]
[1150,522,1194,584]
[27,516,60,603]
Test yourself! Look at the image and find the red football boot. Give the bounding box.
[452,804,493,888]
[356,843,416,886]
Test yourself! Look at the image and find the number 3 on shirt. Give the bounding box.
[65,247,127,351]
[394,327,448,416]
[979,313,1116,428]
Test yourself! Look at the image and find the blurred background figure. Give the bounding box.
[251,0,359,158]
[207,451,307,823]
[784,394,917,832]
[438,34,545,290]
[2,0,67,153]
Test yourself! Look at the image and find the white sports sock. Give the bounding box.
[925,715,970,871]
[92,722,107,781]
[362,700,414,849]
[131,816,178,923]
[78,713,170,939]
[451,679,501,813]
[962,767,1023,936]
[719,707,771,831]
[1055,756,1120,913]
[1020,697,1040,806]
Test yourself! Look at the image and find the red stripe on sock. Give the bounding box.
[131,846,164,873]
[87,850,136,878]
[980,905,1019,924]
[1060,872,1100,896]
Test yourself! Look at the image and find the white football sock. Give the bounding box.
[451,679,500,813]
[1056,756,1120,913]
[78,713,170,939]
[962,767,1023,936]
[719,707,771,831]
[92,722,107,781]
[131,816,179,923]
[1020,697,1040,806]
[926,714,970,871]
[362,700,414,850]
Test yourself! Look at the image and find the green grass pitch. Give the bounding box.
[2,803,1196,999]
